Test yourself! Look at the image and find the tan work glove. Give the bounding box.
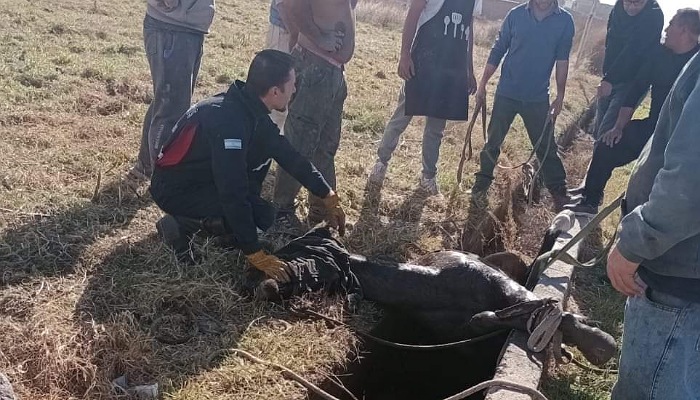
[321,191,346,236]
[246,250,291,283]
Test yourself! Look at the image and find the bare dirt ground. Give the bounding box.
[0,1,625,399]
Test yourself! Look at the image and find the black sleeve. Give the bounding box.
[206,116,261,255]
[604,9,664,84]
[622,50,656,108]
[270,134,332,198]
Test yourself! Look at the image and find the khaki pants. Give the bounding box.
[266,24,291,134]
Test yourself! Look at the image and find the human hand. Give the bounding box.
[475,86,486,107]
[549,96,564,118]
[468,73,477,95]
[398,53,415,81]
[606,245,644,297]
[321,191,346,236]
[597,80,612,98]
[317,29,344,53]
[246,250,292,283]
[601,127,624,147]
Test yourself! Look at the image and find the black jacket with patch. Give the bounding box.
[151,80,331,254]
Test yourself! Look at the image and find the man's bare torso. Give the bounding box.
[297,0,355,65]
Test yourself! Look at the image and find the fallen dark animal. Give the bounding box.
[252,225,616,367]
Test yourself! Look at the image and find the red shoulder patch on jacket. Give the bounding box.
[156,123,197,168]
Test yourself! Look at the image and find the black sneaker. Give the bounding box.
[549,186,573,213]
[565,201,599,215]
[567,185,585,197]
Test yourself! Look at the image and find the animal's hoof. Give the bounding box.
[560,313,617,366]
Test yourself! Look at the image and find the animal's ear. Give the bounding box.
[482,252,529,285]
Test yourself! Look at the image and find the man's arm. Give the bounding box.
[602,55,655,146]
[550,60,569,117]
[622,53,655,110]
[276,0,299,50]
[600,106,635,147]
[550,17,574,117]
[287,0,343,52]
[397,0,426,80]
[271,134,332,199]
[617,72,700,263]
[476,14,513,103]
[208,125,261,255]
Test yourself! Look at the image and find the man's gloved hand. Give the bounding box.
[245,250,291,283]
[322,191,346,236]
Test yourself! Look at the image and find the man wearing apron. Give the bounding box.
[368,0,477,196]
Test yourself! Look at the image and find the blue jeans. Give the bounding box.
[612,288,700,400]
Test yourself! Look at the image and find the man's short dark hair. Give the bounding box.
[245,49,295,97]
[676,8,700,37]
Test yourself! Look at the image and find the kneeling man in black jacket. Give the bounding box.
[150,49,345,282]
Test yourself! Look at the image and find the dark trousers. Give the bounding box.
[475,95,567,190]
[136,20,204,177]
[582,118,654,205]
[272,47,347,219]
[151,181,276,237]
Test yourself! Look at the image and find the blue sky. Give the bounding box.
[600,0,699,25]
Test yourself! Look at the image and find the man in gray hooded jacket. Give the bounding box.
[607,52,700,400]
[129,0,216,183]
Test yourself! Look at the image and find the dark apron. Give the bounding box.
[405,0,475,121]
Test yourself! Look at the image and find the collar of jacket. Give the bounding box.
[226,80,272,120]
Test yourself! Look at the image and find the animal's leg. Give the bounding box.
[559,313,617,366]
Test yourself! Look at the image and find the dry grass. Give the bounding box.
[355,0,407,29]
[0,0,618,399]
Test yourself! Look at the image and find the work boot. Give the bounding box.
[565,197,599,215]
[124,167,150,198]
[368,160,388,185]
[156,215,199,265]
[419,175,440,196]
[468,180,490,209]
[549,186,572,213]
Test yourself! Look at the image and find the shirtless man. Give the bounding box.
[272,0,356,232]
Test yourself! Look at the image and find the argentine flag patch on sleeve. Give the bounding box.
[224,138,242,150]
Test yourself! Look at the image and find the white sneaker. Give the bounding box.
[368,160,387,184]
[419,176,440,196]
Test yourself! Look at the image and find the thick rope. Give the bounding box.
[290,306,508,351]
[525,194,624,290]
[442,379,548,400]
